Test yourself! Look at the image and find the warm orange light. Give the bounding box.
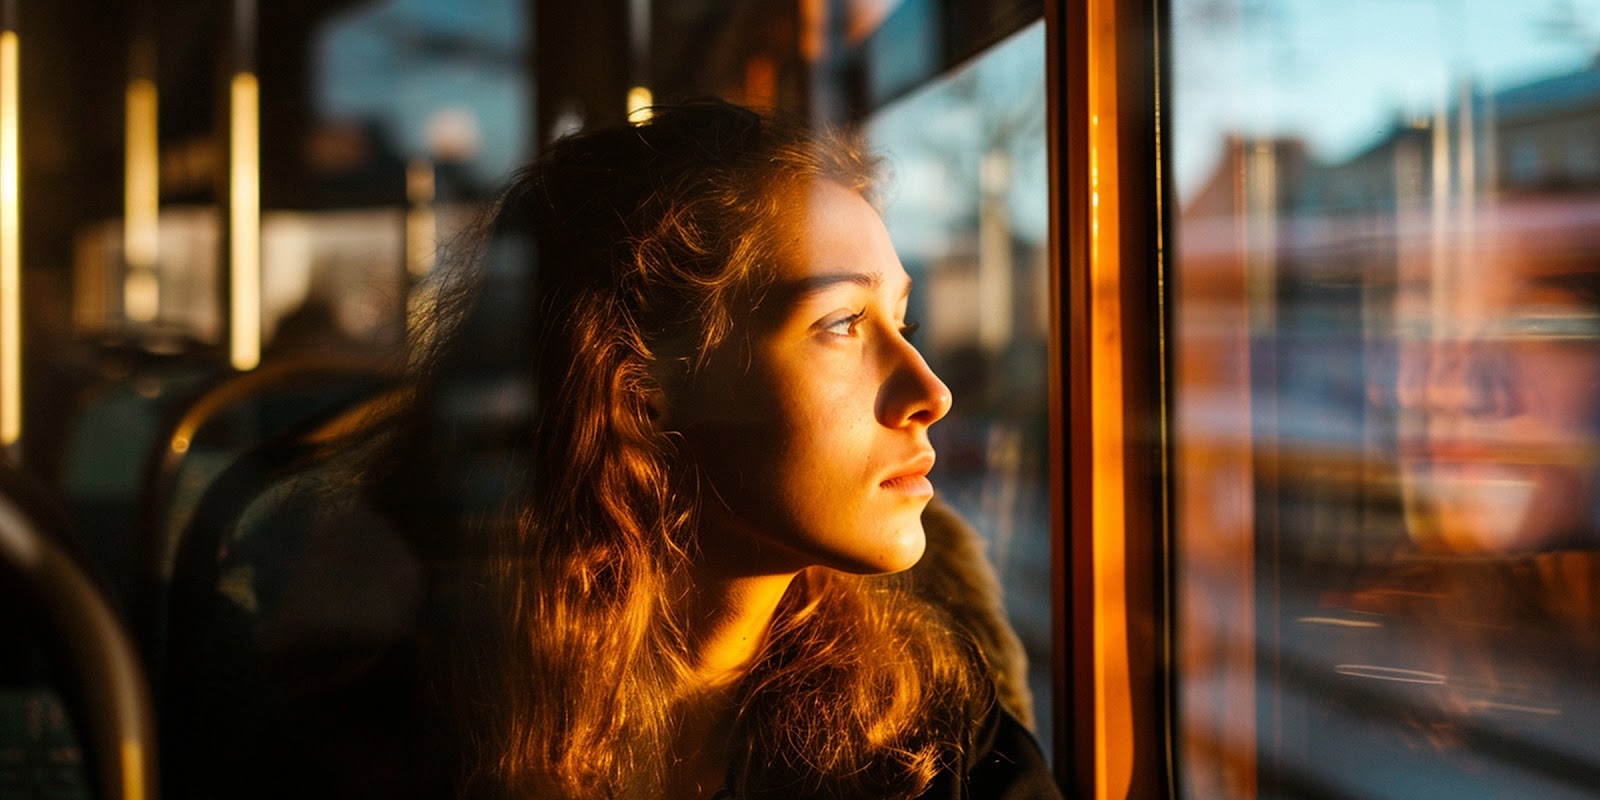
[742,57,777,112]
[1086,0,1133,795]
[0,30,19,447]
[229,72,260,371]
[798,0,825,62]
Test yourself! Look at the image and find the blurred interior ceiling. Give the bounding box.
[17,0,1031,271]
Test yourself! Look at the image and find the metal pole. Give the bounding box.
[0,0,23,452]
[225,0,260,370]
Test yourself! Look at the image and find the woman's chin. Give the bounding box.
[1406,463,1592,554]
[830,521,928,575]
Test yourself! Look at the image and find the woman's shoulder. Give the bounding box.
[921,705,1064,800]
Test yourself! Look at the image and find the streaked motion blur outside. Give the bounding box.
[1175,1,1600,797]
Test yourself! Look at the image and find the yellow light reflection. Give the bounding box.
[0,31,19,447]
[125,78,160,323]
[627,86,654,124]
[229,72,260,371]
[123,269,159,324]
[406,158,436,278]
[121,740,145,800]
[1297,616,1382,629]
[1087,0,1132,795]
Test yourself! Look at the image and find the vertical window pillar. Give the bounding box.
[1060,0,1168,796]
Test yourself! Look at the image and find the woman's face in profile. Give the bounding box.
[674,179,952,576]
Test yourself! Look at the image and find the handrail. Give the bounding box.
[0,490,159,800]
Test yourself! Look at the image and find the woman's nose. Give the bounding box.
[877,338,952,428]
[1399,338,1517,419]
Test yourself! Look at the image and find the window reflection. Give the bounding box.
[1395,201,1600,554]
[70,0,530,355]
[315,0,528,200]
[1175,1,1600,796]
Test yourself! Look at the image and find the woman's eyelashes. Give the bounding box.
[816,309,921,343]
[821,309,867,338]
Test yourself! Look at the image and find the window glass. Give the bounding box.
[314,0,529,201]
[867,20,1051,754]
[1173,1,1600,797]
[69,0,531,352]
[283,0,530,353]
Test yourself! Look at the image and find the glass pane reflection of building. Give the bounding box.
[868,21,1050,757]
[1174,2,1600,797]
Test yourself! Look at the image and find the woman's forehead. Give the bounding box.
[769,179,906,283]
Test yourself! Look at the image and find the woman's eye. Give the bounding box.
[822,311,866,337]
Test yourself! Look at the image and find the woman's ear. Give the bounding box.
[645,386,671,429]
[644,349,690,432]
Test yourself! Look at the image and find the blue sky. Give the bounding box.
[1173,0,1600,197]
[868,22,1048,261]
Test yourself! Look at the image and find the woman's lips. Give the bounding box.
[879,473,934,495]
[880,452,936,495]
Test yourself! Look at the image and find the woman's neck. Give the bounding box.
[680,570,795,679]
[664,547,801,799]
[680,504,809,678]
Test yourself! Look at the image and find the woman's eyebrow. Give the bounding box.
[756,272,911,322]
[781,272,915,301]
[759,272,879,311]
[789,271,883,297]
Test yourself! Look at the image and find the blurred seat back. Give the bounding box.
[130,353,400,659]
[54,351,220,616]
[0,461,159,800]
[160,387,428,799]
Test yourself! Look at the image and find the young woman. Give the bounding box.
[371,99,1056,800]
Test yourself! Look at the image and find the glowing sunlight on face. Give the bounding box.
[676,179,952,576]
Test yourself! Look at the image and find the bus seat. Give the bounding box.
[55,358,219,616]
[129,354,401,660]
[159,388,440,799]
[0,464,159,800]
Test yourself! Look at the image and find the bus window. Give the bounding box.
[298,0,530,352]
[865,20,1051,755]
[1173,1,1600,797]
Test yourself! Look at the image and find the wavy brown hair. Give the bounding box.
[400,100,993,799]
